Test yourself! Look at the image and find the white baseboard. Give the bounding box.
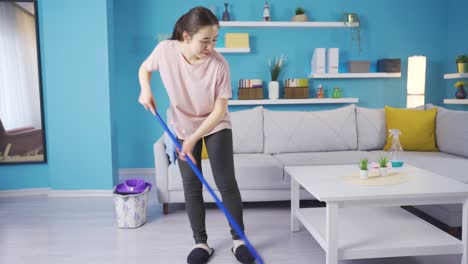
[0,168,154,198]
[0,188,49,197]
[48,190,113,197]
[119,168,154,176]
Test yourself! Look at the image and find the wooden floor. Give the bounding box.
[0,190,463,264]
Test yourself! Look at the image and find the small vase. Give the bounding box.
[379,167,388,177]
[222,2,230,21]
[359,170,368,180]
[456,86,467,99]
[268,81,279,99]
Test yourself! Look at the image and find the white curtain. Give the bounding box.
[0,2,42,130]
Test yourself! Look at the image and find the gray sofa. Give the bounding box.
[154,104,468,231]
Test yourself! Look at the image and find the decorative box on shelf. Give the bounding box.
[238,87,263,100]
[238,79,263,99]
[284,87,309,99]
[284,78,309,99]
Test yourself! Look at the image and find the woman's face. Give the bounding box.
[183,25,218,59]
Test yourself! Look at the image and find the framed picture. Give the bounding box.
[0,0,47,164]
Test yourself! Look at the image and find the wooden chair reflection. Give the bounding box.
[0,119,43,159]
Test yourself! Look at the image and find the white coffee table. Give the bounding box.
[287,164,468,264]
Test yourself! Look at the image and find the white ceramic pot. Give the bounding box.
[268,81,279,99]
[359,170,368,180]
[379,167,388,177]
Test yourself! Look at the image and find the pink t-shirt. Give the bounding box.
[142,40,232,139]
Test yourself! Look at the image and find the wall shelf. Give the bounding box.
[444,73,468,79]
[214,48,250,53]
[219,21,359,28]
[228,98,359,105]
[443,99,468,105]
[308,73,401,79]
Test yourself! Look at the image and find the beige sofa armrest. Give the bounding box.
[154,136,169,203]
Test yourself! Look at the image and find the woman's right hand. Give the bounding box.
[138,89,157,116]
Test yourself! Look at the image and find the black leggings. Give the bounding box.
[178,129,244,244]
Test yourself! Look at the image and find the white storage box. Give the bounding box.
[113,186,150,228]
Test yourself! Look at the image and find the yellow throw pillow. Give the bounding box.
[384,106,438,151]
[201,139,209,159]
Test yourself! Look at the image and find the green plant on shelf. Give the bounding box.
[456,55,468,63]
[295,7,305,15]
[268,55,286,81]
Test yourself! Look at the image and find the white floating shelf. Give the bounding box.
[308,73,401,79]
[219,21,359,28]
[228,98,359,105]
[444,99,468,105]
[214,47,250,53]
[444,73,468,79]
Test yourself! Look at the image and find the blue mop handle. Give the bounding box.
[155,112,264,264]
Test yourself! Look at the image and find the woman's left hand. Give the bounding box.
[177,136,198,165]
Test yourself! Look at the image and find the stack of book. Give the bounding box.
[238,79,263,100]
[284,78,309,99]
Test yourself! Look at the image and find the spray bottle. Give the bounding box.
[388,129,404,168]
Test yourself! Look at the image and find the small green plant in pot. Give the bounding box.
[359,158,368,180]
[377,156,390,176]
[456,54,468,73]
[292,7,308,22]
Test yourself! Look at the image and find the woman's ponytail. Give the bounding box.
[170,7,218,41]
[170,14,186,41]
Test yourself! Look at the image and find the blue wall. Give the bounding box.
[445,0,468,110]
[1,0,466,190]
[0,0,117,190]
[113,0,450,168]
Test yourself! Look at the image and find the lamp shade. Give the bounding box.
[407,56,426,108]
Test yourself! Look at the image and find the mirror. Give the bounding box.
[0,0,46,164]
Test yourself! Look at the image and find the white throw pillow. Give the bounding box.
[263,104,357,154]
[356,106,386,150]
[230,106,264,153]
[427,104,468,158]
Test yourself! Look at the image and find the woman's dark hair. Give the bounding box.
[171,6,219,41]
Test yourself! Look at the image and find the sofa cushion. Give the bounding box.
[263,104,357,154]
[230,106,264,153]
[356,107,386,150]
[383,106,438,151]
[274,151,369,167]
[427,104,468,158]
[168,154,286,191]
[370,150,468,183]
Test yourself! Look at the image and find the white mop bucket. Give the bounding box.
[113,184,151,229]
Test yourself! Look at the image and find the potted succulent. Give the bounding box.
[359,158,369,180]
[292,7,308,22]
[268,55,286,99]
[377,156,390,176]
[455,81,467,99]
[456,55,468,73]
[341,12,361,53]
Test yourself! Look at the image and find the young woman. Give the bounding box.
[138,6,255,264]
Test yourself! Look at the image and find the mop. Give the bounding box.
[155,112,264,264]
